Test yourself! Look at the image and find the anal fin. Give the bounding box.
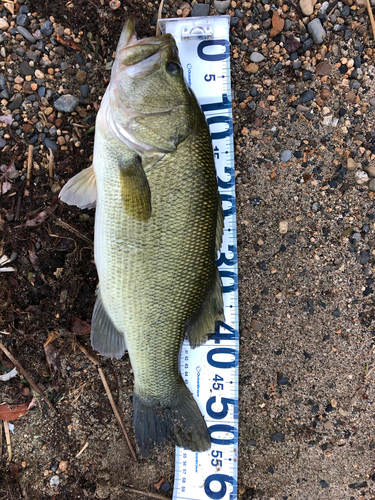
[91,289,127,359]
[185,266,224,348]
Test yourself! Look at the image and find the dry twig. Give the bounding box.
[26,145,33,187]
[365,364,375,379]
[156,0,165,36]
[76,342,137,461]
[0,342,57,414]
[76,440,89,458]
[123,487,169,499]
[4,421,11,462]
[48,148,54,187]
[365,0,375,37]
[50,215,94,247]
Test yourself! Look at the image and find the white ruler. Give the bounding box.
[159,17,238,500]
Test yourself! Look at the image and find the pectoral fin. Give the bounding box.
[59,165,97,209]
[120,154,151,221]
[91,289,127,359]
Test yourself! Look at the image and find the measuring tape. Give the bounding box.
[159,16,238,500]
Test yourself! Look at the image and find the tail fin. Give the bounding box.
[133,382,211,456]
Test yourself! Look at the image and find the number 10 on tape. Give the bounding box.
[159,16,238,500]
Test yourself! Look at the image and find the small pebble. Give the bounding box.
[280,150,292,162]
[54,94,79,113]
[191,3,210,16]
[272,432,284,442]
[307,18,326,45]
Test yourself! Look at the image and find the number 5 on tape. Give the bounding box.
[159,16,238,500]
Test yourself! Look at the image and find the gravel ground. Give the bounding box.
[0,0,375,498]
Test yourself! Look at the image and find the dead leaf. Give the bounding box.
[17,204,58,228]
[2,180,12,194]
[71,317,91,335]
[9,463,18,479]
[56,33,82,52]
[44,344,61,375]
[0,367,17,381]
[154,477,165,490]
[28,250,38,266]
[0,402,30,421]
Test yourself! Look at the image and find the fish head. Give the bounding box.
[98,18,200,153]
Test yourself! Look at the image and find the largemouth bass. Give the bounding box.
[59,18,224,455]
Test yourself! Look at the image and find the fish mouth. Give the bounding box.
[111,17,175,79]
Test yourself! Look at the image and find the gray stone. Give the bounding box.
[80,84,89,99]
[60,62,69,71]
[284,19,293,30]
[0,75,5,91]
[369,179,375,191]
[37,86,46,99]
[8,93,23,111]
[0,89,9,99]
[16,13,29,27]
[250,52,265,63]
[318,1,329,14]
[0,137,6,148]
[369,98,375,106]
[44,138,58,151]
[26,50,40,64]
[19,61,34,76]
[341,5,350,16]
[307,18,326,44]
[280,150,292,162]
[191,3,210,16]
[300,89,314,103]
[41,20,53,37]
[16,26,36,43]
[360,251,370,265]
[214,0,231,14]
[255,106,263,118]
[54,94,79,113]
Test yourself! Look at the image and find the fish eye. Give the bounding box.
[166,61,182,76]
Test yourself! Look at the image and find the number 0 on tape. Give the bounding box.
[159,16,238,500]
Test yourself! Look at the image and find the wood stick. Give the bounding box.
[26,145,33,187]
[365,364,375,379]
[76,342,137,461]
[48,148,54,187]
[123,486,169,500]
[75,440,89,458]
[366,0,375,37]
[0,419,2,456]
[0,342,57,414]
[4,420,11,462]
[156,0,165,36]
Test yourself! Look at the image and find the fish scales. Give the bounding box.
[94,123,218,397]
[59,18,224,455]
